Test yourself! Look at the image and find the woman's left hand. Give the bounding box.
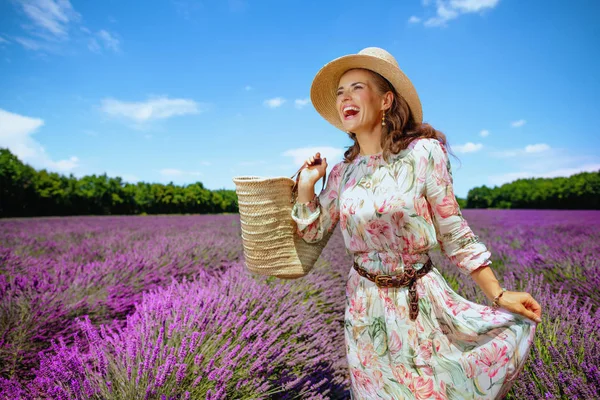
[497,291,542,323]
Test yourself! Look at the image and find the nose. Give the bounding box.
[338,88,351,104]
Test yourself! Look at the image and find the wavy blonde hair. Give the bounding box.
[343,68,457,165]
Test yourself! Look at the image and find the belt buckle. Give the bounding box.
[374,274,393,288]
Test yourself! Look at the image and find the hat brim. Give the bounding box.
[310,54,423,132]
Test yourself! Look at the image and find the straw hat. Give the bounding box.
[310,47,423,131]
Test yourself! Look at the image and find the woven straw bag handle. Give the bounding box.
[290,158,326,204]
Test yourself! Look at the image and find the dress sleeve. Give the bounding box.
[423,139,492,275]
[291,161,344,243]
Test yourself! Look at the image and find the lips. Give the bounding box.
[342,104,360,120]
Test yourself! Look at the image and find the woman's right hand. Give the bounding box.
[299,152,328,185]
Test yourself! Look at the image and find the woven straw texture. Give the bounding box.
[310,47,423,132]
[233,176,333,279]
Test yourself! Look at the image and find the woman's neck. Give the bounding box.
[355,126,384,155]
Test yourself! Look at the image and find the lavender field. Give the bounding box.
[0,210,599,399]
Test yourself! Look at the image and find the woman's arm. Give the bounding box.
[422,139,492,276]
[472,264,542,322]
[291,161,344,243]
[423,139,542,322]
[469,264,504,303]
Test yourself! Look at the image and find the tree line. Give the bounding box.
[1,147,598,218]
[1,148,237,217]
[465,170,600,209]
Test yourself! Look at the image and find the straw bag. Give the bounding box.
[233,159,336,279]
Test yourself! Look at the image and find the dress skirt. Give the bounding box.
[344,264,536,400]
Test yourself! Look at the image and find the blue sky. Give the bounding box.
[0,0,599,197]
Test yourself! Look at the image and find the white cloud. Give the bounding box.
[422,0,499,27]
[0,108,79,172]
[491,143,551,158]
[453,142,483,153]
[524,143,550,153]
[12,1,122,55]
[100,96,204,123]
[264,97,286,108]
[511,119,526,127]
[88,38,101,53]
[488,164,600,186]
[102,171,138,183]
[0,36,9,44]
[282,146,346,167]
[408,16,421,23]
[244,85,253,91]
[14,36,44,50]
[52,156,79,171]
[160,168,202,177]
[88,30,120,53]
[97,30,120,52]
[294,98,310,109]
[450,0,500,12]
[424,4,459,27]
[18,0,81,38]
[0,109,44,159]
[479,129,490,137]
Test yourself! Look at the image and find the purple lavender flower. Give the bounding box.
[0,211,598,398]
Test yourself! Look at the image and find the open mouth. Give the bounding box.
[342,105,360,120]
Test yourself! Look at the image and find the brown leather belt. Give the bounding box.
[352,258,433,321]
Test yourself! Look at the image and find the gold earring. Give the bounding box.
[381,110,386,126]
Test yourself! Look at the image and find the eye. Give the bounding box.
[353,85,363,90]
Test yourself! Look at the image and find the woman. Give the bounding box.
[291,47,542,399]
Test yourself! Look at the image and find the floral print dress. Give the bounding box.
[291,138,537,400]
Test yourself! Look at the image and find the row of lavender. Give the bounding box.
[0,210,598,399]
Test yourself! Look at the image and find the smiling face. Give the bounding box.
[336,68,392,134]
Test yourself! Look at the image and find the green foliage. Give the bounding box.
[464,170,600,209]
[0,148,238,217]
[5,146,597,216]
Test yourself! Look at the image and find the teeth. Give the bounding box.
[343,105,360,116]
